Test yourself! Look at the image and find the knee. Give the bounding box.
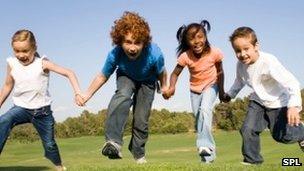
[240,125,254,137]
[44,141,58,152]
[115,89,133,100]
[0,115,13,127]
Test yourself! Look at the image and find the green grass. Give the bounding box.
[0,131,303,171]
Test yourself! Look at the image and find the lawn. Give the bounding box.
[0,131,303,171]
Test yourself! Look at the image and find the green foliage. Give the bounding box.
[8,89,304,141]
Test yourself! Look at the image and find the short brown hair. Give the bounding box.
[229,27,258,45]
[110,11,151,46]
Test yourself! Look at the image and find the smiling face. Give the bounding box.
[12,40,36,66]
[232,37,259,65]
[122,33,144,60]
[186,28,206,56]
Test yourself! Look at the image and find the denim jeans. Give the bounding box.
[241,100,304,164]
[105,75,155,159]
[0,105,62,165]
[190,84,218,162]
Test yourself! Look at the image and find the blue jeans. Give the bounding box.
[105,75,155,159]
[0,105,62,165]
[190,84,218,162]
[241,100,304,164]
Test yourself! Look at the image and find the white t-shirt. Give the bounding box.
[7,56,52,109]
[228,51,302,110]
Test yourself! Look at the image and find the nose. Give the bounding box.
[129,46,136,53]
[240,50,246,57]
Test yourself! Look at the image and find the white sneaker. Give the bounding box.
[198,147,212,156]
[136,156,147,164]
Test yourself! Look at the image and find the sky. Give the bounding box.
[0,0,303,122]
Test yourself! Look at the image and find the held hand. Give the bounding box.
[287,107,301,126]
[162,87,175,100]
[75,93,86,106]
[220,93,231,103]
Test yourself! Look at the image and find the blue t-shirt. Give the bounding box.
[101,43,165,82]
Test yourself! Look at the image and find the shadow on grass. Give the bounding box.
[0,166,50,171]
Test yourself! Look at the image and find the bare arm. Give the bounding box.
[84,73,108,103]
[163,64,183,99]
[42,59,83,105]
[0,65,14,108]
[158,69,168,92]
[215,62,225,101]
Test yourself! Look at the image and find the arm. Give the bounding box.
[227,63,245,99]
[42,59,83,105]
[84,72,108,103]
[269,60,302,126]
[163,64,183,99]
[158,69,168,93]
[215,61,225,102]
[0,65,14,108]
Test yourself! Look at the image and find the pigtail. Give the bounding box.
[200,20,211,33]
[176,25,186,42]
[34,52,41,58]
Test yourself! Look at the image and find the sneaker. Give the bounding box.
[136,156,147,164]
[240,161,252,166]
[198,147,212,156]
[299,140,304,152]
[101,141,122,159]
[55,165,67,171]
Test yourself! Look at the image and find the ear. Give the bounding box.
[254,42,259,51]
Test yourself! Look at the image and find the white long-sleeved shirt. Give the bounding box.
[228,51,302,110]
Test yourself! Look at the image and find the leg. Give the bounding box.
[0,106,31,154]
[128,82,155,159]
[105,75,136,145]
[32,106,62,166]
[266,107,304,143]
[240,101,267,164]
[191,85,218,162]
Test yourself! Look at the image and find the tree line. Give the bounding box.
[9,90,304,142]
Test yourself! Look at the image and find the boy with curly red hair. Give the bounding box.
[79,11,167,164]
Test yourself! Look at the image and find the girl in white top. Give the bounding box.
[0,29,83,171]
[223,27,304,165]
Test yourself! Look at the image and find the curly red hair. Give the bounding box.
[110,11,151,46]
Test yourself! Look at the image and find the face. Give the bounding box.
[13,41,35,66]
[232,37,259,65]
[121,33,144,60]
[187,28,206,56]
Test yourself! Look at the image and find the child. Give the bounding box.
[163,20,225,163]
[0,29,83,171]
[223,27,304,165]
[78,11,167,164]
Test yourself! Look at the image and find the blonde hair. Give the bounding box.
[110,11,151,46]
[11,29,37,52]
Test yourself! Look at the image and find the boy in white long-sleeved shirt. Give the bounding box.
[223,27,304,165]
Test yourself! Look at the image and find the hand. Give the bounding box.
[220,93,231,103]
[287,107,301,126]
[75,93,86,106]
[162,87,175,100]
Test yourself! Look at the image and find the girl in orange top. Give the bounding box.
[163,20,225,163]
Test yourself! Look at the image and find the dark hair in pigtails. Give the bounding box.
[176,19,211,57]
[176,25,186,42]
[200,20,211,33]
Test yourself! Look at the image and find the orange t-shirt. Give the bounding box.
[177,47,224,93]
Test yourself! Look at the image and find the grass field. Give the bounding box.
[0,131,303,171]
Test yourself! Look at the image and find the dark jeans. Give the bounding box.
[240,100,304,164]
[105,75,155,159]
[0,105,62,165]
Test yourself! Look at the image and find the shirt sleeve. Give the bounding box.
[177,53,188,67]
[215,48,224,62]
[269,58,302,110]
[228,63,245,98]
[101,49,118,78]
